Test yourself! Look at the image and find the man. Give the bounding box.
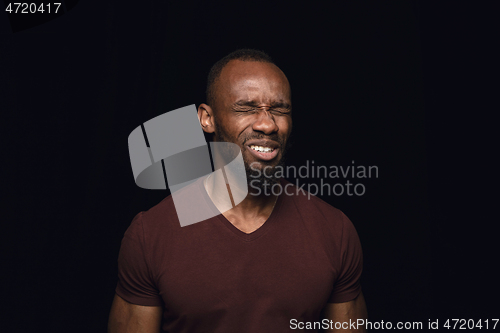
[108,49,367,332]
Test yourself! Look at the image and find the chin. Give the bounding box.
[247,159,274,171]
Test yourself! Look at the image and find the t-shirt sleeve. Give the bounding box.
[115,212,163,306]
[328,212,363,303]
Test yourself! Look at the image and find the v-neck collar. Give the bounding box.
[196,176,285,242]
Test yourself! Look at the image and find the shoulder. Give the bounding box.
[279,179,361,271]
[123,195,179,251]
[280,178,349,229]
[140,194,178,229]
[130,176,219,243]
[137,177,208,231]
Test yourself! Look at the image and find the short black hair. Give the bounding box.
[206,49,274,107]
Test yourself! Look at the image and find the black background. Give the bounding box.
[1,1,497,332]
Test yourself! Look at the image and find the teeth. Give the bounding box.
[250,145,274,153]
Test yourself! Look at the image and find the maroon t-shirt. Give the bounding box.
[115,179,363,332]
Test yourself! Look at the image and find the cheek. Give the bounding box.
[235,117,256,137]
[277,118,292,135]
[235,117,251,129]
[217,116,241,138]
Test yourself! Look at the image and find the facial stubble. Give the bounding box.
[212,118,290,194]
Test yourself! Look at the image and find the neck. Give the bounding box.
[203,172,279,233]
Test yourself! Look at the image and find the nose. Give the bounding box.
[252,109,279,135]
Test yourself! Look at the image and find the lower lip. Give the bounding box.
[246,146,279,161]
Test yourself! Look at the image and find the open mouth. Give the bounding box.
[250,145,275,153]
[246,144,279,161]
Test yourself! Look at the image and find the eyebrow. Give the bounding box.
[233,100,292,109]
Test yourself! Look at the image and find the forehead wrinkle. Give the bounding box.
[216,61,291,109]
[228,78,290,102]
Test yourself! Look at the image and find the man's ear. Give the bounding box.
[198,103,215,134]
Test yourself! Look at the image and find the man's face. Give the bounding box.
[211,60,292,184]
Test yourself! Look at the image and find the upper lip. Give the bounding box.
[245,139,280,149]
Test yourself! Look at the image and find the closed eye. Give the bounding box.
[234,108,291,115]
[270,108,291,115]
[233,108,257,113]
